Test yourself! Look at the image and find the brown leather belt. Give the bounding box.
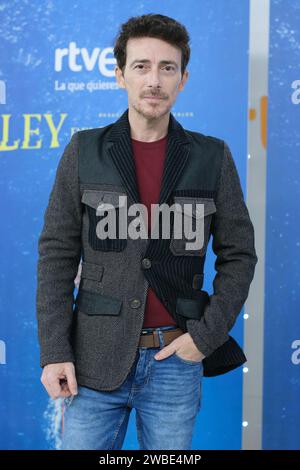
[138,328,184,348]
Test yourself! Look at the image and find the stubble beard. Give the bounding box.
[132,97,171,122]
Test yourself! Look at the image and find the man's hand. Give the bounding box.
[41,362,78,399]
[154,332,206,362]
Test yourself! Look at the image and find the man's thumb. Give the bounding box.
[66,368,78,395]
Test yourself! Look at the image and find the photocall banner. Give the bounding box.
[263,0,300,450]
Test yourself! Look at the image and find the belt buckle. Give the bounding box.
[141,329,151,335]
[140,329,160,347]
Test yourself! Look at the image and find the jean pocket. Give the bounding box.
[169,197,216,256]
[173,351,203,366]
[82,189,128,252]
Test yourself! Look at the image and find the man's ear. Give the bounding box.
[115,66,126,89]
[178,70,189,92]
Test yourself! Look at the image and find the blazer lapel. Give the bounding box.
[106,110,140,204]
[106,109,191,206]
[157,113,190,206]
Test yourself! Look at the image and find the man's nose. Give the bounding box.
[146,69,161,88]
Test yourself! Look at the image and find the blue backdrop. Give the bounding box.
[2,0,296,451]
[263,0,300,450]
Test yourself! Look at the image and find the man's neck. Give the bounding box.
[128,107,169,142]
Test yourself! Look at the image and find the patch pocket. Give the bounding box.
[75,289,122,316]
[81,189,128,252]
[176,291,210,321]
[79,261,104,293]
[169,197,216,256]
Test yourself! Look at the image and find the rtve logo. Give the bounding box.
[54,42,116,77]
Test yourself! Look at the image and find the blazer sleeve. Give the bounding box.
[36,132,82,368]
[186,141,258,357]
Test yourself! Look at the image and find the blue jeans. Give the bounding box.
[61,325,203,450]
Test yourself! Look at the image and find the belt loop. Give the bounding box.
[153,330,160,348]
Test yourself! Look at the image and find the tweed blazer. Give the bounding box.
[36,109,257,390]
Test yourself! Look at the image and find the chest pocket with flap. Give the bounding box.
[169,197,216,256]
[81,190,127,252]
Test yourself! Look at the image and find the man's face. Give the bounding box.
[115,36,188,121]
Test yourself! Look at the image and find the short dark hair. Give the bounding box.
[113,14,190,76]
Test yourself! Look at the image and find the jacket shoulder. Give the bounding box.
[76,123,114,141]
[185,128,224,150]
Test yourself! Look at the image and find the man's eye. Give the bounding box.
[135,64,145,69]
[164,66,175,72]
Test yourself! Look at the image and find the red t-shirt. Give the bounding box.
[131,135,177,328]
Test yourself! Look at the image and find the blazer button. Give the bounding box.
[130,299,141,309]
[141,258,152,269]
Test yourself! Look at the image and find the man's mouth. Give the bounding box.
[143,96,165,101]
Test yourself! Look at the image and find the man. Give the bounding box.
[36,14,257,450]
